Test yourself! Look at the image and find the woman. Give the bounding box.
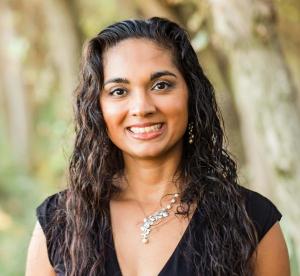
[26,17,290,276]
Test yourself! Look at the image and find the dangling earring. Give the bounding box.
[188,122,194,144]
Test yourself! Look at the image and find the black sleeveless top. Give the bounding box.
[36,185,282,275]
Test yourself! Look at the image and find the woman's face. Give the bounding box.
[99,38,189,160]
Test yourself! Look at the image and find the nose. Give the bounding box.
[129,90,156,117]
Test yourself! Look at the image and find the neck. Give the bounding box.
[118,148,183,205]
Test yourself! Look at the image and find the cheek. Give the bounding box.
[172,104,189,131]
[159,97,189,134]
[100,101,125,137]
[165,93,188,120]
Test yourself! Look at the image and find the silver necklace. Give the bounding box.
[140,193,179,244]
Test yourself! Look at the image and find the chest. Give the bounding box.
[109,201,196,276]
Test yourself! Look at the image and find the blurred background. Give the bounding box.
[0,0,299,275]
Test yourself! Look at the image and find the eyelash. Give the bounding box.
[108,81,174,97]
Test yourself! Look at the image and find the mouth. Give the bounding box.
[126,123,165,140]
[127,123,163,134]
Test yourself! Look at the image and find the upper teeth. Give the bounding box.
[129,124,162,134]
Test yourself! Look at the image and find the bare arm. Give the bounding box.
[25,221,56,276]
[253,222,290,276]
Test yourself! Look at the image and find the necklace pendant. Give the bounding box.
[140,193,179,244]
[142,238,149,244]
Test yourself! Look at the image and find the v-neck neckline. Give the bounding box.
[108,203,200,276]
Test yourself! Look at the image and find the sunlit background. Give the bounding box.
[0,0,299,275]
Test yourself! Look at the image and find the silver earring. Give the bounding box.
[188,122,194,144]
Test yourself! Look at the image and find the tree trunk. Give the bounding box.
[208,0,300,267]
[0,2,31,168]
[39,0,81,119]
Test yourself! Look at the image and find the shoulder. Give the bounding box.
[238,185,282,242]
[36,189,67,211]
[36,189,67,229]
[239,186,290,275]
[237,186,291,275]
[26,190,68,276]
[25,221,56,276]
[35,190,68,267]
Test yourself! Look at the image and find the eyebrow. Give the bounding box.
[103,70,177,86]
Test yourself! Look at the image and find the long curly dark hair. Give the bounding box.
[51,17,259,275]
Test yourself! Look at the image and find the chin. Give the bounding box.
[130,149,165,159]
[119,138,183,160]
[128,142,181,160]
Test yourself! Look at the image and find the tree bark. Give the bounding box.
[208,0,300,266]
[39,0,81,119]
[0,2,31,168]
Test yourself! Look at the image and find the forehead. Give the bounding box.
[102,38,178,79]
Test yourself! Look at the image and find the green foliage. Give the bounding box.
[0,121,38,275]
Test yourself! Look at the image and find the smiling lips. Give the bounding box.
[129,123,162,133]
[127,123,165,140]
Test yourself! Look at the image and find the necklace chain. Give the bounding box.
[140,193,179,244]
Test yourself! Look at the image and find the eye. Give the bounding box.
[109,88,127,97]
[152,81,172,91]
